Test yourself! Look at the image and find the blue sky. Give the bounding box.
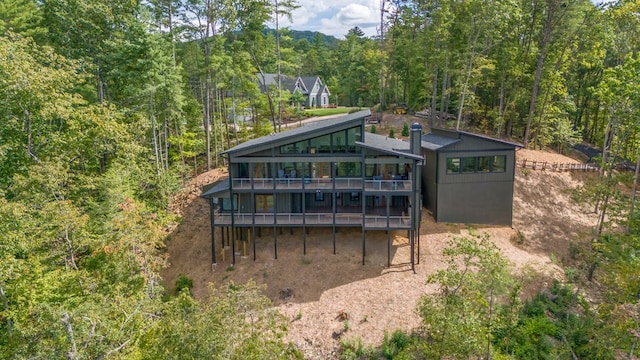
[280,0,385,39]
[280,0,610,40]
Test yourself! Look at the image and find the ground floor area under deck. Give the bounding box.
[210,226,420,272]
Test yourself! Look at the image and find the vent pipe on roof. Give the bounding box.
[410,123,422,155]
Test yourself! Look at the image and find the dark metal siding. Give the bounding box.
[238,193,253,213]
[422,150,438,215]
[434,148,515,225]
[276,193,291,212]
[436,181,513,225]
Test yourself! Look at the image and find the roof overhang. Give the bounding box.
[201,178,230,199]
[355,141,423,161]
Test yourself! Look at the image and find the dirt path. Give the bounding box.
[161,141,598,359]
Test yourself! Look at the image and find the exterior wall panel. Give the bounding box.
[423,151,438,215]
[436,181,513,225]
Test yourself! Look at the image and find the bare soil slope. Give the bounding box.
[161,146,598,359]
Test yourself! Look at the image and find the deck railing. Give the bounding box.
[363,179,411,191]
[213,211,411,229]
[231,177,411,191]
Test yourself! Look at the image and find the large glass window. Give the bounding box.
[461,157,476,173]
[310,134,330,153]
[280,140,309,154]
[365,163,376,177]
[477,156,492,172]
[255,195,273,213]
[253,163,270,178]
[280,143,295,154]
[332,130,346,153]
[221,196,238,211]
[446,155,508,174]
[336,162,362,177]
[346,126,361,152]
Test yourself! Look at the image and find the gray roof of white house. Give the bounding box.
[257,73,297,92]
[221,110,370,155]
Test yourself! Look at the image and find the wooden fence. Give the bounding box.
[518,159,599,172]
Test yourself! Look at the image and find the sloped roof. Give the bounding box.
[358,133,423,160]
[458,130,523,148]
[421,133,461,151]
[201,178,230,199]
[421,128,523,151]
[257,73,297,92]
[222,110,371,155]
[299,76,320,93]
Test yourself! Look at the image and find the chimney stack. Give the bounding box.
[410,123,422,155]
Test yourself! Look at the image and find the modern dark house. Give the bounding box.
[420,128,522,225]
[201,110,423,269]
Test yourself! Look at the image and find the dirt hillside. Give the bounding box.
[161,137,598,359]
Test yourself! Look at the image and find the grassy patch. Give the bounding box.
[303,107,361,117]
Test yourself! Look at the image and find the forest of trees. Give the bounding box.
[1,0,640,358]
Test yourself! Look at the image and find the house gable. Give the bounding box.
[258,74,331,108]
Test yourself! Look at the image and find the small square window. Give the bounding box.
[478,156,492,172]
[493,155,506,172]
[461,157,476,173]
[315,191,324,201]
[446,158,460,174]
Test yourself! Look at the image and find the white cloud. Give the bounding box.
[281,0,385,39]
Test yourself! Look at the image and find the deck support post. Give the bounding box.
[387,230,390,267]
[410,229,415,274]
[417,221,420,265]
[231,226,236,266]
[333,226,336,255]
[209,198,216,266]
[362,227,366,265]
[273,226,277,259]
[252,226,256,261]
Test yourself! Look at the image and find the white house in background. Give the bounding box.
[257,74,331,108]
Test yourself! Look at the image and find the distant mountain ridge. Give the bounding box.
[263,28,339,47]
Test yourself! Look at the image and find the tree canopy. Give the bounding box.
[3,0,640,356]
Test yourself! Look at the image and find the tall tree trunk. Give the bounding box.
[0,282,10,335]
[627,153,640,233]
[497,74,506,136]
[150,91,160,175]
[431,48,439,127]
[439,53,449,128]
[523,32,549,148]
[456,48,476,131]
[203,37,212,171]
[523,0,567,147]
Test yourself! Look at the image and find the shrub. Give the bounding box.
[175,273,193,295]
[401,122,410,137]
